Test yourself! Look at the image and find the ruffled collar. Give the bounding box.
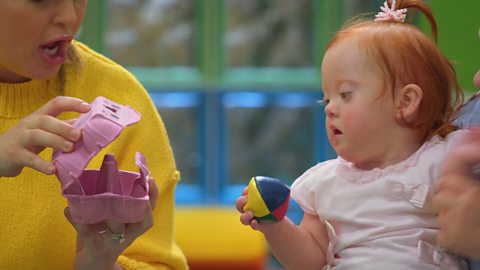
[336,136,443,183]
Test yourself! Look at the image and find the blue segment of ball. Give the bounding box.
[254,176,290,213]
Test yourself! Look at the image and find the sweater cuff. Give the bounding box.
[117,255,171,270]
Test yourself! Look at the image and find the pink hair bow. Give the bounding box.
[375,0,407,23]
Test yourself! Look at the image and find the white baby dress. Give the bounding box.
[291,132,468,270]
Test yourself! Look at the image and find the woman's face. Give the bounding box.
[474,70,480,89]
[0,0,87,83]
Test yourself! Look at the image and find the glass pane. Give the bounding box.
[224,0,314,67]
[223,92,318,186]
[150,92,203,185]
[105,0,196,67]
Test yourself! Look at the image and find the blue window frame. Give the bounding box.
[150,89,335,224]
[80,0,356,217]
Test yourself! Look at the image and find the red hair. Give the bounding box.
[326,0,463,140]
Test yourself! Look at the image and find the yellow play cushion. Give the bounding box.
[174,206,268,270]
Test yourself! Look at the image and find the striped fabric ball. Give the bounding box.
[244,176,290,223]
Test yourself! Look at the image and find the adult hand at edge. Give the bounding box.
[0,96,90,177]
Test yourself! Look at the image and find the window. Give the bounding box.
[79,0,378,216]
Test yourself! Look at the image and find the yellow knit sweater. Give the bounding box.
[0,41,188,270]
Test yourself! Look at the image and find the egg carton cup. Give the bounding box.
[52,96,150,224]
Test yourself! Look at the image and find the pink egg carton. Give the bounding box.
[52,96,150,224]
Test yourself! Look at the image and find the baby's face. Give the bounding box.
[321,37,399,168]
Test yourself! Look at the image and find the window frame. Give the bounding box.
[79,0,344,205]
[80,1,345,89]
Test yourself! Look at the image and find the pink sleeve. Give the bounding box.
[291,163,326,215]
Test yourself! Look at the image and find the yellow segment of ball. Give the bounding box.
[244,177,271,217]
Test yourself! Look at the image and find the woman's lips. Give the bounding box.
[39,40,69,66]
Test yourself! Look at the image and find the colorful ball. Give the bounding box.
[244,176,290,223]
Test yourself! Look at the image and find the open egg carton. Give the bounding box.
[53,96,150,224]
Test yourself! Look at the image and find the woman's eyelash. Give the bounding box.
[30,0,48,5]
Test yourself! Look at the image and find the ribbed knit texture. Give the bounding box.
[0,41,188,270]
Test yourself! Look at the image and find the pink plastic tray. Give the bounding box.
[52,96,150,224]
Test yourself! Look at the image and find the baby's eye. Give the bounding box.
[340,92,351,101]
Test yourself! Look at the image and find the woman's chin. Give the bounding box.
[0,69,60,83]
[30,68,61,82]
[0,70,31,83]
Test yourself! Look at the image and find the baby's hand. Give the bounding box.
[236,187,276,233]
[0,96,91,177]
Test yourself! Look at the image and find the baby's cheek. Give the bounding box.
[342,109,364,131]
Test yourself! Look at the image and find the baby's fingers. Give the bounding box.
[239,210,255,226]
[235,195,248,213]
[250,219,262,231]
[240,212,264,232]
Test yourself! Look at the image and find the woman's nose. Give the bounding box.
[52,0,79,30]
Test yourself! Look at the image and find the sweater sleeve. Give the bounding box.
[117,241,187,270]
[113,95,188,270]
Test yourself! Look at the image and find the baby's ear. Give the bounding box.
[395,84,423,123]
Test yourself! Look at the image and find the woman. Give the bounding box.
[0,1,187,269]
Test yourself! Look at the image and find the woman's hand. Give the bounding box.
[65,178,159,270]
[0,96,90,177]
[432,128,480,259]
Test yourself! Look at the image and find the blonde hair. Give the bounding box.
[326,0,463,140]
[58,45,80,91]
